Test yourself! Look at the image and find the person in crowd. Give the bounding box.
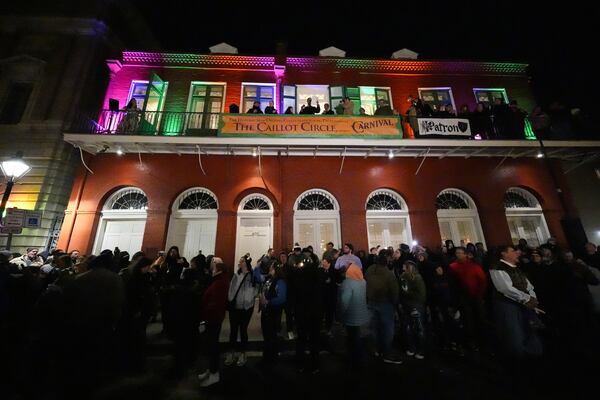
[470,102,492,139]
[522,249,561,319]
[288,249,327,373]
[399,260,427,359]
[229,104,240,113]
[359,107,368,116]
[335,243,363,271]
[474,242,487,266]
[322,103,335,115]
[10,247,44,269]
[365,249,402,363]
[491,97,511,139]
[443,240,457,262]
[449,247,488,351]
[342,97,354,115]
[264,101,277,114]
[374,99,394,115]
[529,105,550,139]
[259,261,287,367]
[339,262,370,367]
[247,101,263,114]
[116,98,141,133]
[305,245,320,265]
[322,242,336,260]
[225,255,258,367]
[118,256,154,373]
[69,250,80,263]
[458,104,470,118]
[284,106,294,114]
[445,105,456,116]
[321,257,338,336]
[356,249,368,272]
[490,245,543,358]
[197,259,230,387]
[335,100,345,115]
[581,242,600,270]
[367,246,379,269]
[299,97,320,114]
[507,100,527,139]
[159,247,188,338]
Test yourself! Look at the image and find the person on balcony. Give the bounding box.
[507,100,527,139]
[284,106,294,114]
[264,101,277,114]
[374,99,394,115]
[342,97,354,115]
[247,101,263,114]
[116,99,141,133]
[359,107,368,116]
[322,103,335,115]
[299,97,320,114]
[334,100,344,115]
[471,102,492,139]
[491,97,511,139]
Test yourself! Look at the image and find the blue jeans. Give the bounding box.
[402,304,426,354]
[369,303,395,357]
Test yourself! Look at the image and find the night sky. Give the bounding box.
[130,1,598,111]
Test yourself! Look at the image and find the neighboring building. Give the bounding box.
[58,49,600,265]
[0,3,158,253]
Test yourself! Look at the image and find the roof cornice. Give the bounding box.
[121,51,528,75]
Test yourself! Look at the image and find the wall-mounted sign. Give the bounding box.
[218,115,403,138]
[24,211,43,228]
[417,118,471,137]
[3,208,25,228]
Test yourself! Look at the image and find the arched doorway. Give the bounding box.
[293,189,341,256]
[93,187,148,254]
[165,187,218,261]
[504,187,550,247]
[235,194,274,263]
[436,188,486,247]
[365,189,413,248]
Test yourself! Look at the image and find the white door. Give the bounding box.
[296,219,339,255]
[167,218,217,261]
[507,216,545,247]
[367,219,409,249]
[235,217,272,263]
[100,219,146,255]
[438,217,480,246]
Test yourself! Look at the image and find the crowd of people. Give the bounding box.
[1,237,599,394]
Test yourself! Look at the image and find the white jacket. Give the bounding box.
[228,271,258,310]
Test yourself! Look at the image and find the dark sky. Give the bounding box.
[128,1,598,111]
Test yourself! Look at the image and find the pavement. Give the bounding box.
[86,311,596,400]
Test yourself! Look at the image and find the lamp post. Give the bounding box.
[0,152,31,249]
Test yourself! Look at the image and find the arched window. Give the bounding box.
[294,189,341,255]
[166,188,219,261]
[94,187,148,255]
[504,187,549,247]
[236,193,274,262]
[366,190,412,248]
[105,188,148,210]
[177,188,218,210]
[436,189,485,247]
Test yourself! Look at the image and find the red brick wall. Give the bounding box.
[58,154,569,267]
[103,64,535,116]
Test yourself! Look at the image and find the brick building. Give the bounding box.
[58,46,600,266]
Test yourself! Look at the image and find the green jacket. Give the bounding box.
[365,264,399,305]
[399,272,427,307]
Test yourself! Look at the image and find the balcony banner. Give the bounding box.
[218,115,402,138]
[417,118,471,137]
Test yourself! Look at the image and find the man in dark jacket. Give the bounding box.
[374,99,394,116]
[198,259,230,387]
[288,252,327,373]
[299,97,320,114]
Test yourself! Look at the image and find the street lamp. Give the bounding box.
[0,151,31,217]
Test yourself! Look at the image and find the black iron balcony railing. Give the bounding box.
[65,109,592,140]
[67,110,222,136]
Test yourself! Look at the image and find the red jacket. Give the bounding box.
[449,259,488,299]
[200,273,230,323]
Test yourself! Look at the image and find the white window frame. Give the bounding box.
[165,187,219,259]
[240,82,277,112]
[472,88,509,104]
[358,86,394,109]
[294,85,330,113]
[418,87,457,113]
[235,193,274,262]
[436,188,486,247]
[127,80,169,111]
[504,187,550,246]
[293,189,341,251]
[365,189,412,248]
[93,187,148,254]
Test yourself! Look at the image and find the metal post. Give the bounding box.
[0,179,15,219]
[6,232,13,250]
